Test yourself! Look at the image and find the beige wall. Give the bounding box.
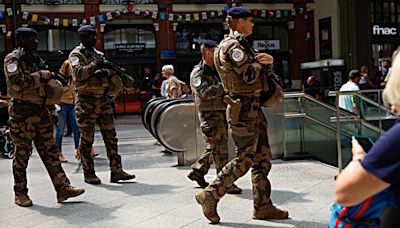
[313,0,340,60]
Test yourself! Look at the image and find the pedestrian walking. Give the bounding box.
[187,39,242,194]
[195,7,288,223]
[69,25,135,185]
[4,27,84,207]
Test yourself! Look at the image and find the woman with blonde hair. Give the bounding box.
[334,49,400,226]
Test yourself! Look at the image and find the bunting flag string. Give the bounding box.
[0,5,307,28]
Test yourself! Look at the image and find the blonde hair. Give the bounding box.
[383,48,400,110]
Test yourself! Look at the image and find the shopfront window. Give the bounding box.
[176,23,223,56]
[26,0,82,4]
[104,27,156,57]
[371,0,399,23]
[36,29,80,53]
[252,24,288,51]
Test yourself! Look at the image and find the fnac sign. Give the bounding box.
[372,24,398,37]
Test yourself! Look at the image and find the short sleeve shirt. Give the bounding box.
[339,82,359,113]
[361,120,400,204]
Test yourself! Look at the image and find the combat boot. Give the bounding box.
[84,174,101,185]
[253,206,289,220]
[227,184,242,194]
[195,191,220,224]
[15,195,33,207]
[57,186,85,203]
[187,170,208,188]
[110,171,135,183]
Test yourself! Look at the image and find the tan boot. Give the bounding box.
[253,206,289,220]
[110,171,135,183]
[195,191,220,224]
[187,170,208,188]
[15,195,33,207]
[57,186,85,203]
[59,153,68,163]
[227,184,242,194]
[84,174,101,185]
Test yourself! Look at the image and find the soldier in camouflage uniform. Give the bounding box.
[188,40,241,194]
[195,7,288,223]
[4,27,85,207]
[69,25,135,185]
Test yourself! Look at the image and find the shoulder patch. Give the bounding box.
[70,56,80,66]
[193,75,202,88]
[6,63,18,73]
[231,49,244,62]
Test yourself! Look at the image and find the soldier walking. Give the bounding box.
[4,27,85,207]
[195,7,288,223]
[69,25,135,185]
[187,39,241,194]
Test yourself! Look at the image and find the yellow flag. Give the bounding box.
[31,14,38,22]
[63,19,68,27]
[193,13,199,21]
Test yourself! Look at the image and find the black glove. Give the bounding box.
[93,69,108,78]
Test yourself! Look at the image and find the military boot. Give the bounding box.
[253,206,289,220]
[187,170,208,188]
[15,195,33,207]
[227,184,242,194]
[110,171,135,183]
[57,186,85,203]
[84,174,101,185]
[195,191,220,224]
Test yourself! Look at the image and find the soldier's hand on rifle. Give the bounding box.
[38,70,55,80]
[93,69,108,78]
[255,53,274,65]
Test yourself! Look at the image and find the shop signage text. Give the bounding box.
[372,24,398,37]
[115,43,145,53]
[253,40,280,50]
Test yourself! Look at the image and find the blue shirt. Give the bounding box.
[361,120,400,204]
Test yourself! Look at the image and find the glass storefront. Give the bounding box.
[104,26,157,113]
[175,23,224,82]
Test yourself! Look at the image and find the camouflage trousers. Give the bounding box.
[191,110,229,175]
[206,96,273,210]
[9,100,70,196]
[75,95,122,175]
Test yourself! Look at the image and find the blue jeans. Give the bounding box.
[55,103,80,151]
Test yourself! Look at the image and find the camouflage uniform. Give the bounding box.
[4,47,70,197]
[69,44,123,177]
[189,60,228,177]
[206,33,278,211]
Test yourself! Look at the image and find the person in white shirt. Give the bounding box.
[339,70,361,115]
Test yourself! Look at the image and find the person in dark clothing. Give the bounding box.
[302,75,322,99]
[149,73,162,98]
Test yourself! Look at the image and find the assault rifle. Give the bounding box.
[20,50,67,86]
[82,48,135,87]
[37,59,68,86]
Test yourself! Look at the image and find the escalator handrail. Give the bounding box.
[284,92,384,134]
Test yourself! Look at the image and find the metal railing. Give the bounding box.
[283,91,391,172]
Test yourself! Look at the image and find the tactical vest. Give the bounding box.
[190,64,226,111]
[4,48,63,105]
[69,45,107,95]
[214,35,265,96]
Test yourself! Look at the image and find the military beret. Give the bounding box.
[78,25,97,35]
[228,7,252,19]
[15,27,38,36]
[202,39,218,48]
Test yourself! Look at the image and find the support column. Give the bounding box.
[84,0,103,51]
[155,0,175,70]
[290,1,312,88]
